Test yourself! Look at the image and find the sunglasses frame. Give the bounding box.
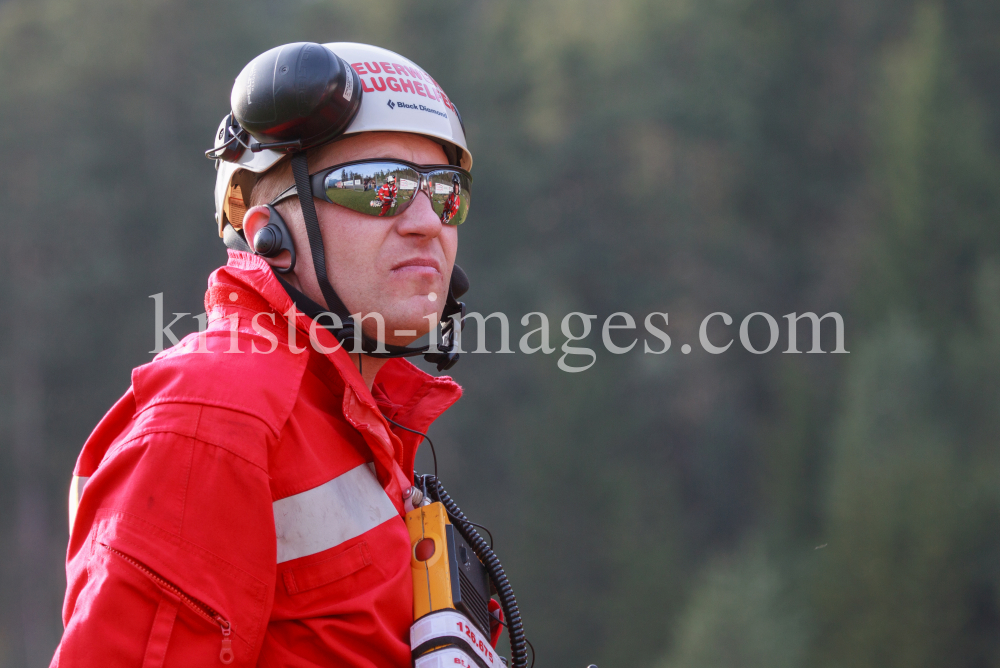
[270,158,472,225]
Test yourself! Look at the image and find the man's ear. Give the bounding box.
[241,205,271,252]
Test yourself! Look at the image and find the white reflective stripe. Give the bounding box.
[273,463,397,564]
[68,476,89,535]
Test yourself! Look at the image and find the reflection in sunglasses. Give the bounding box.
[440,190,461,224]
[313,161,470,225]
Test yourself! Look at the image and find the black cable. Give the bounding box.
[384,416,437,479]
[382,418,490,545]
[492,615,535,668]
[425,474,528,668]
[461,520,493,549]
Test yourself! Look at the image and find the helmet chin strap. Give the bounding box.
[289,153,348,324]
[268,272,465,370]
[225,151,465,372]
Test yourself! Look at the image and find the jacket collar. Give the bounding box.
[207,251,463,478]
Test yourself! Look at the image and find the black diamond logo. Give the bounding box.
[387,99,396,109]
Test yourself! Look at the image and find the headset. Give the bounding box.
[209,43,467,371]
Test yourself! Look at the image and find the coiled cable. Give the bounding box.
[421,474,528,668]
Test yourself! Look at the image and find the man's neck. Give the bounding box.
[351,354,388,391]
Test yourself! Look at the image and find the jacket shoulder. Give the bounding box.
[133,325,309,438]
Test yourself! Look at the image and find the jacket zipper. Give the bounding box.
[101,544,234,664]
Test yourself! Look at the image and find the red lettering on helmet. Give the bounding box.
[402,64,422,80]
[370,76,387,92]
[438,90,455,111]
[422,70,441,88]
[363,62,381,74]
[424,86,438,101]
[380,61,395,75]
[360,77,375,93]
[414,82,427,97]
[386,77,401,92]
[352,63,367,75]
[401,79,416,94]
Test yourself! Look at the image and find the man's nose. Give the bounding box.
[396,190,442,238]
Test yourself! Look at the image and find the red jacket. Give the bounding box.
[53,251,462,668]
[441,193,461,224]
[376,182,398,204]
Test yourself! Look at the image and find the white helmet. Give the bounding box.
[211,42,472,236]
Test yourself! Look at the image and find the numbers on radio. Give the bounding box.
[455,620,495,663]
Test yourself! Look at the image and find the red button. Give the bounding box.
[414,538,435,561]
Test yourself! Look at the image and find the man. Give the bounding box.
[440,174,462,225]
[375,174,398,216]
[53,41,473,667]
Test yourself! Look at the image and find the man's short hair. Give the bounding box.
[247,143,337,212]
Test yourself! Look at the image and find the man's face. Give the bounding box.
[282,132,456,346]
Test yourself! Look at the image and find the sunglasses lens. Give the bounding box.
[323,163,420,217]
[428,171,471,226]
[321,162,471,224]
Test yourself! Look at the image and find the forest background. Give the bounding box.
[1,0,998,666]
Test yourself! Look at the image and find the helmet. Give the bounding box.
[212,42,472,236]
[386,175,396,183]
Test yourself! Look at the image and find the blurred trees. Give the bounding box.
[653,2,1000,667]
[659,544,806,668]
[0,0,997,666]
[807,5,1000,667]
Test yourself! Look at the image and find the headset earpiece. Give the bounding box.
[252,227,280,254]
[252,205,297,273]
